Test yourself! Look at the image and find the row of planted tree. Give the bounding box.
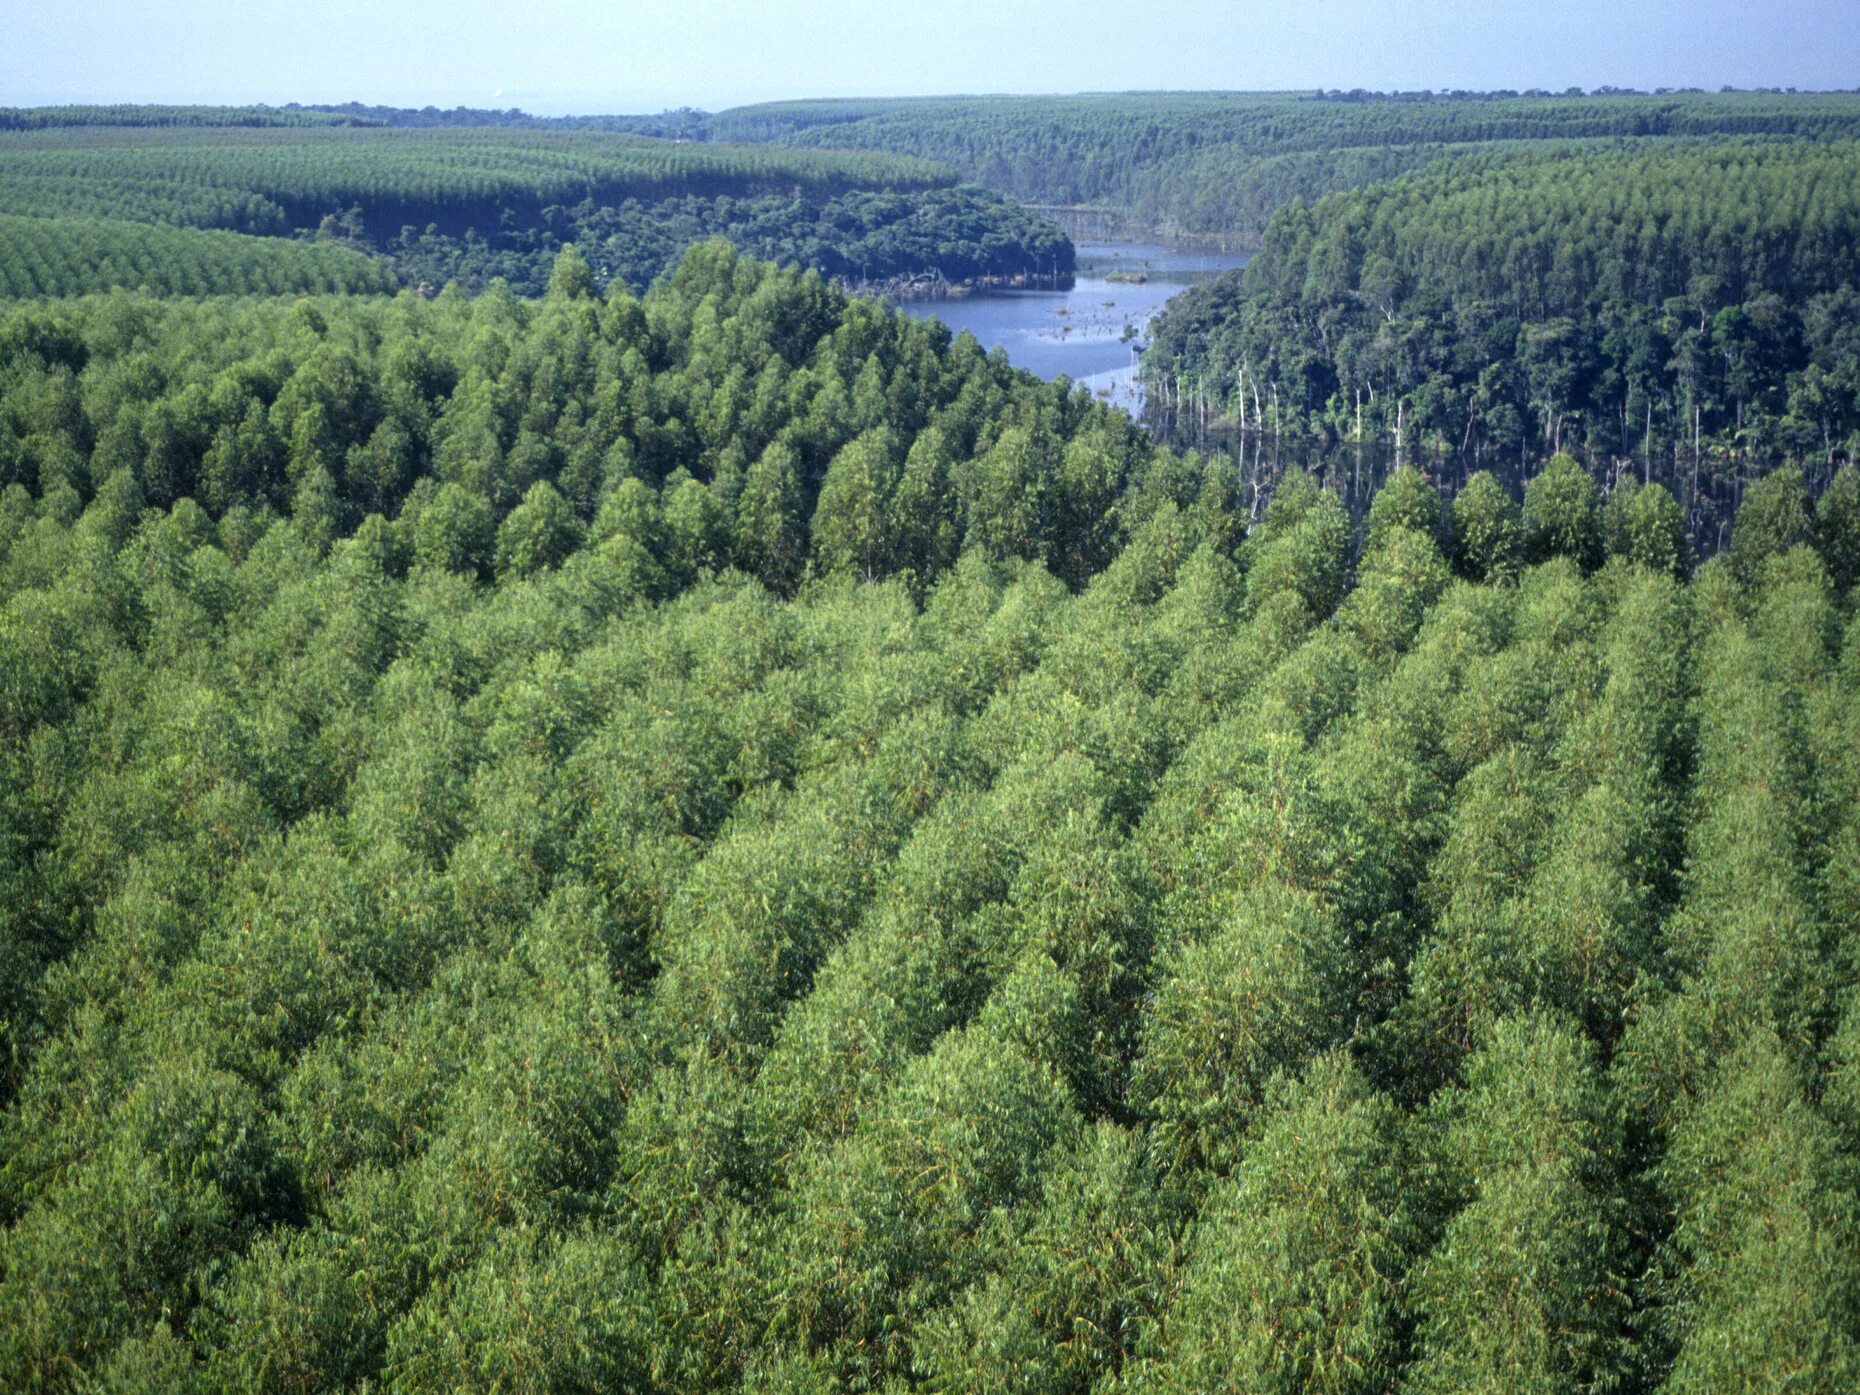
[2,246,1859,1392]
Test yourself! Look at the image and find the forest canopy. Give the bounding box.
[1142,136,1860,539]
[709,89,1860,239]
[0,125,1071,299]
[1,243,1859,1393]
[4,78,1860,1395]
[23,91,1860,254]
[0,214,398,299]
[385,186,1076,297]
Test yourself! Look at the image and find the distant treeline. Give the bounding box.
[707,90,1860,240]
[0,104,377,130]
[287,103,713,138]
[0,125,1071,299]
[1308,85,1852,101]
[18,93,1860,248]
[0,102,709,134]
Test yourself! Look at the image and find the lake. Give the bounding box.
[900,241,1247,416]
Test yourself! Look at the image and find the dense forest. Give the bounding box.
[5,82,1860,1392]
[24,91,1859,252]
[17,93,1859,304]
[1144,140,1860,497]
[2,244,1859,1393]
[385,186,1075,298]
[0,128,952,241]
[0,121,1070,300]
[0,214,398,299]
[709,90,1860,240]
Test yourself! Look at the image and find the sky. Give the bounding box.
[5,0,1858,114]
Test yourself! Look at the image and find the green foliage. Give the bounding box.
[1606,476,1689,575]
[1404,1015,1629,1395]
[384,1229,648,1394]
[1135,882,1352,1177]
[546,244,594,300]
[773,1023,1078,1383]
[0,126,951,240]
[0,125,1072,300]
[0,241,1856,1394]
[737,440,806,592]
[0,213,395,297]
[391,184,1078,297]
[1365,463,1443,549]
[1451,469,1524,581]
[1728,464,1814,579]
[495,480,584,578]
[970,425,1051,563]
[1523,453,1603,569]
[413,481,493,575]
[811,427,897,579]
[1817,463,1859,592]
[1141,1054,1411,1395]
[1146,136,1860,504]
[0,248,1177,594]
[712,89,1860,238]
[1652,1031,1860,1393]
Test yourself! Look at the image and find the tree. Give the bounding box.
[810,428,896,580]
[546,244,594,301]
[737,438,805,592]
[0,1061,289,1385]
[1366,464,1443,550]
[1243,477,1350,626]
[914,1121,1168,1394]
[1404,1015,1629,1395]
[661,471,729,583]
[495,480,584,579]
[968,425,1050,564]
[1050,428,1126,585]
[385,1230,648,1394]
[1143,1054,1411,1395]
[1728,464,1814,580]
[413,480,494,576]
[1817,464,1859,593]
[1606,477,1689,575]
[888,424,958,583]
[1340,523,1452,662]
[1653,1030,1860,1394]
[773,1024,1077,1384]
[345,420,416,518]
[1522,453,1602,569]
[291,461,342,555]
[1134,883,1351,1177]
[592,476,664,554]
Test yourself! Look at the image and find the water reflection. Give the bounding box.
[899,242,1247,415]
[901,239,1821,563]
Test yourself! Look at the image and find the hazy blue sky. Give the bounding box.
[6,0,1858,113]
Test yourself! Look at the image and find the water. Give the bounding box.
[899,241,1247,416]
[901,242,1813,563]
